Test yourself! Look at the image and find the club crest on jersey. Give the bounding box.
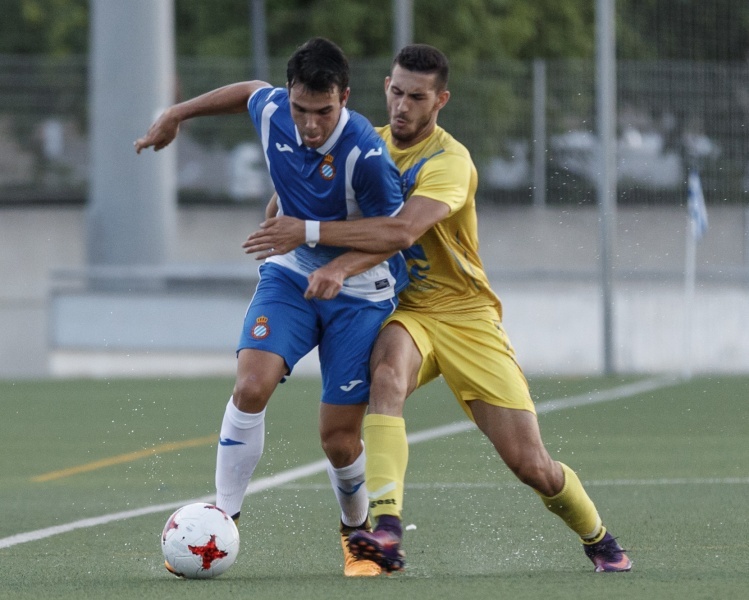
[251,315,270,339]
[319,154,336,180]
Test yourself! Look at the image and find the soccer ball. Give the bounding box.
[161,502,240,579]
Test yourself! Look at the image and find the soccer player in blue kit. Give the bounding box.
[135,38,407,577]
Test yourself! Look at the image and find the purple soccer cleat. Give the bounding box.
[583,531,632,572]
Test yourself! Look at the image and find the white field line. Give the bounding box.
[0,375,679,550]
[281,477,749,492]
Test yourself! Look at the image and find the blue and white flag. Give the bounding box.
[687,170,708,240]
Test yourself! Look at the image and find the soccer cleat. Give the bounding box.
[340,520,382,577]
[583,531,632,572]
[348,528,405,573]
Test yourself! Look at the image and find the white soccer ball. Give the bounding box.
[161,502,240,579]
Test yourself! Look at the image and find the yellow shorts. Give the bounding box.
[384,310,536,419]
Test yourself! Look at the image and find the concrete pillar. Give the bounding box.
[87,0,176,284]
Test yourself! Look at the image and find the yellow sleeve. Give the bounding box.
[410,151,473,215]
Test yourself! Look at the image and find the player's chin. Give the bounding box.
[390,125,414,144]
[303,135,324,148]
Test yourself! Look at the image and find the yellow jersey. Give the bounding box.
[377,125,502,321]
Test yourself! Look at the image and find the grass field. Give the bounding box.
[1,374,748,599]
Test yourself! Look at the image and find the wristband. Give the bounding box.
[305,220,320,247]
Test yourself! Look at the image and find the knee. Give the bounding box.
[371,360,405,393]
[369,361,408,413]
[320,430,361,468]
[505,453,559,497]
[232,377,271,413]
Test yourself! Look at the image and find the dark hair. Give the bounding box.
[392,44,449,91]
[286,37,349,94]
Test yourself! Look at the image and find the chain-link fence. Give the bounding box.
[1,54,747,206]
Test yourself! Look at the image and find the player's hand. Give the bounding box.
[242,216,305,259]
[134,109,180,154]
[304,265,344,300]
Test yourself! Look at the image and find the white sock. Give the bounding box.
[215,397,266,518]
[327,443,368,528]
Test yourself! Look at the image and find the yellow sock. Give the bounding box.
[363,414,408,520]
[536,462,605,543]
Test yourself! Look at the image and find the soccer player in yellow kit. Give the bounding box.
[245,44,632,574]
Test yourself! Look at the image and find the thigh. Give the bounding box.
[434,318,536,420]
[367,321,423,415]
[377,311,439,392]
[238,263,318,373]
[316,296,396,405]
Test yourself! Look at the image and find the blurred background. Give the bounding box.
[1,0,747,379]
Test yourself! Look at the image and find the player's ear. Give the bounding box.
[384,76,391,94]
[436,89,450,110]
[340,87,350,106]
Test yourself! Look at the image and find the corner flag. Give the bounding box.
[687,170,708,240]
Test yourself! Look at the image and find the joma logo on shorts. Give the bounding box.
[340,380,363,392]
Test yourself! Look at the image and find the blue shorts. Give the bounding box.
[238,262,397,405]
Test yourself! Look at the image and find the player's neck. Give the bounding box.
[392,122,438,150]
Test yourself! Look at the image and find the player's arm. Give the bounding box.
[319,195,449,251]
[265,192,279,220]
[254,189,393,300]
[243,194,449,258]
[134,80,270,153]
[304,249,396,300]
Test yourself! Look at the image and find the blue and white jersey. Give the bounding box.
[248,86,407,302]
